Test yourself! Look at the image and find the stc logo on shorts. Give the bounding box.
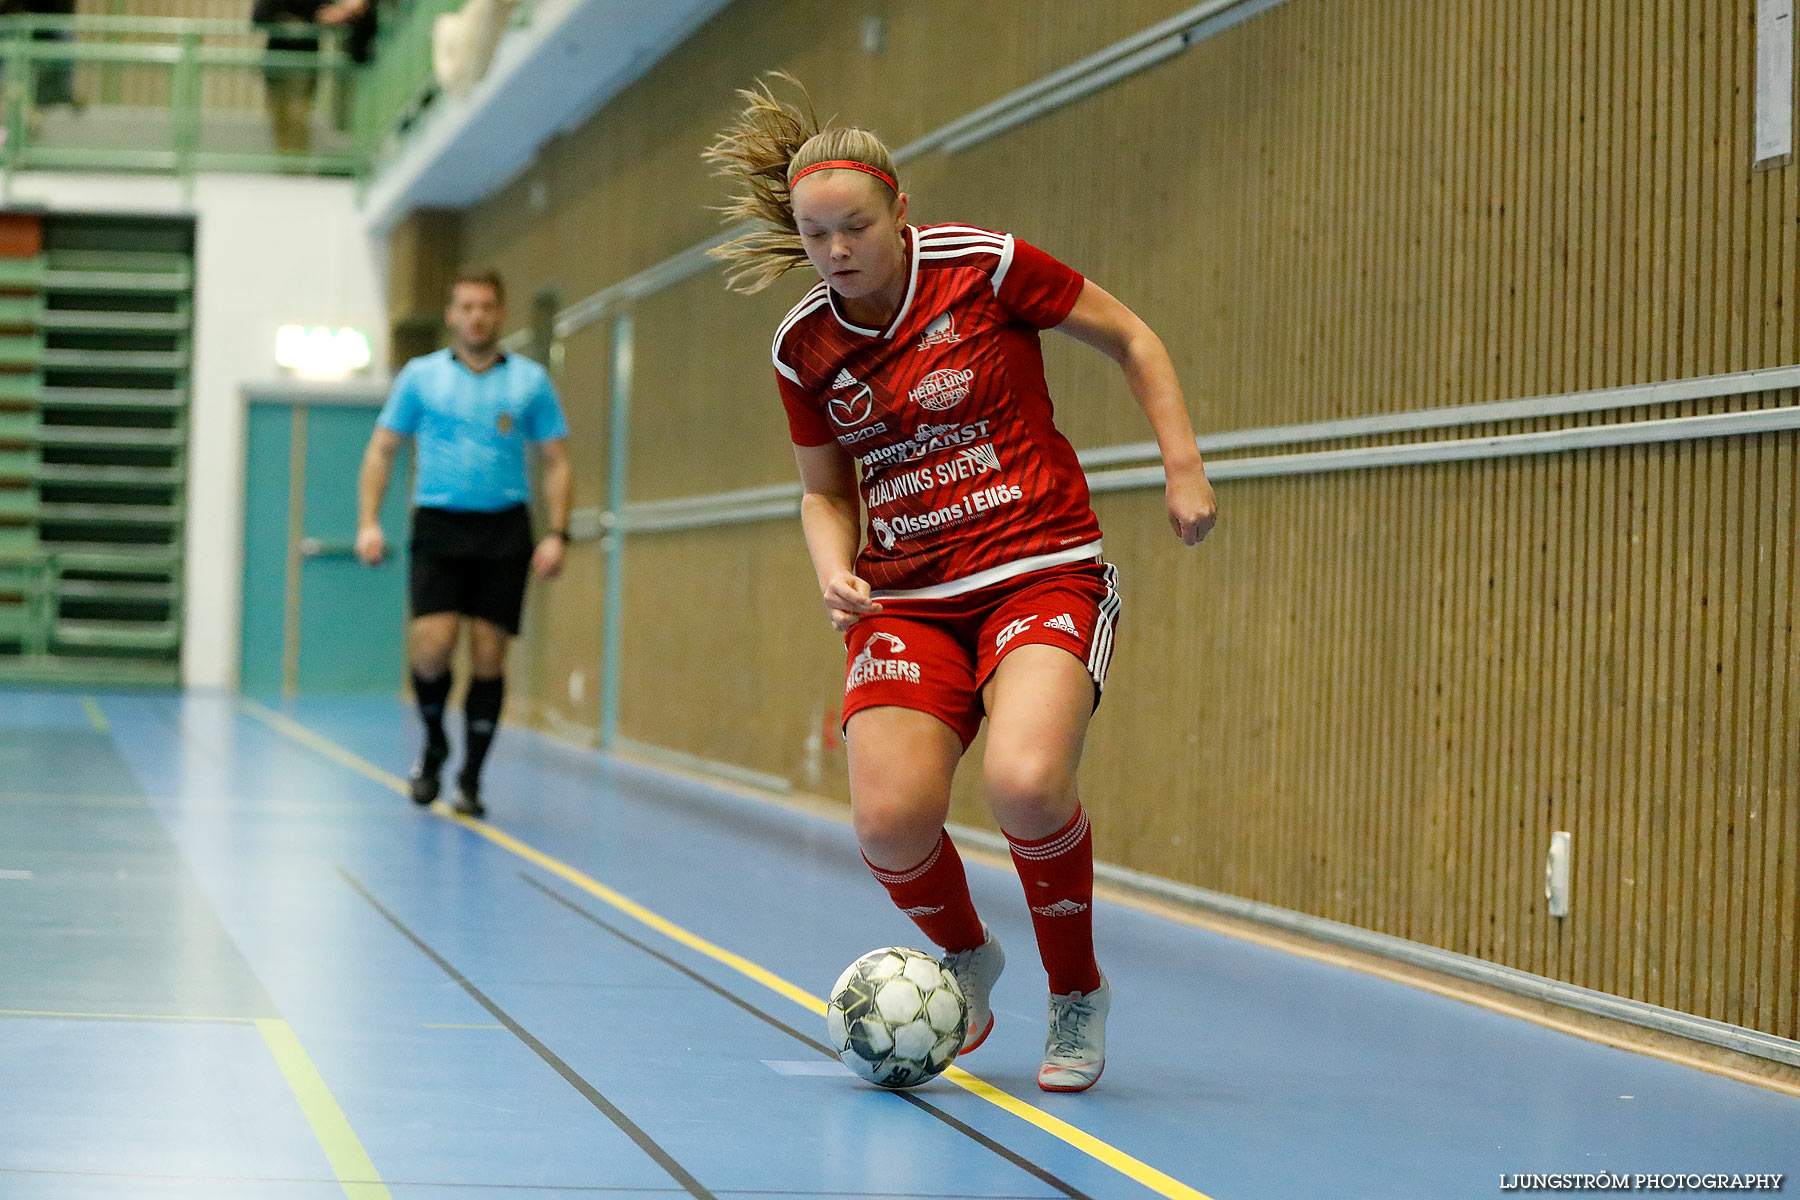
[995,616,1036,652]
[829,368,876,427]
[847,631,921,690]
[994,613,1079,652]
[909,367,975,412]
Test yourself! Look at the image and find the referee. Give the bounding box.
[354,267,572,818]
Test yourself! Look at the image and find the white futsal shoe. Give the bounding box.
[941,925,1004,1055]
[1038,973,1109,1092]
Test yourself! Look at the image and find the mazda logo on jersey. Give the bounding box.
[909,367,974,412]
[829,368,876,426]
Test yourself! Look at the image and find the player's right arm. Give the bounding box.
[355,426,405,565]
[793,440,881,632]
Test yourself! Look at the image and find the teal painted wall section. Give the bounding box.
[296,406,408,693]
[239,405,291,697]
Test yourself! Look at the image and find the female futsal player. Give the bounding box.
[706,77,1215,1092]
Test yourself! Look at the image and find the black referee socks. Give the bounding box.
[412,671,452,754]
[461,675,505,788]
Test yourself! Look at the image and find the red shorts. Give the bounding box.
[841,560,1121,748]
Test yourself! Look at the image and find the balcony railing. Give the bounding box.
[0,14,360,177]
[347,0,460,173]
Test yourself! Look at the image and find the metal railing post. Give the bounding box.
[31,555,56,656]
[171,29,200,180]
[598,310,633,751]
[3,30,31,174]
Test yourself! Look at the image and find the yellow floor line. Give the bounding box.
[469,818,831,1018]
[945,1067,1212,1197]
[240,700,408,791]
[617,748,1800,1102]
[4,1001,390,1199]
[238,698,1217,1200]
[81,696,109,735]
[257,1019,392,1200]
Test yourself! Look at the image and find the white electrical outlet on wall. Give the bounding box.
[1544,831,1572,919]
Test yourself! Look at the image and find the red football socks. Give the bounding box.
[1006,806,1102,995]
[864,830,986,954]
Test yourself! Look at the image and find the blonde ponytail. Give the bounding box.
[704,73,899,294]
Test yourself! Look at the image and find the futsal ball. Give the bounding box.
[825,947,968,1089]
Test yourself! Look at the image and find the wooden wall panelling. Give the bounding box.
[385,208,462,365]
[1775,431,1798,1039]
[625,274,809,502]
[505,318,612,741]
[1739,428,1774,1028]
[615,522,851,794]
[451,0,1800,1039]
[1630,438,1663,1005]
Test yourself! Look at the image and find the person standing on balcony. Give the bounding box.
[20,0,80,114]
[252,0,375,156]
[354,267,572,819]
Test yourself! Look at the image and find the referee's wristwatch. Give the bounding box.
[546,528,569,544]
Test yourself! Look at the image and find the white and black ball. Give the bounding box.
[825,947,968,1089]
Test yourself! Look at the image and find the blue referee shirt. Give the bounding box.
[377,348,569,512]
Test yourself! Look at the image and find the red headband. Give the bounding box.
[790,159,898,193]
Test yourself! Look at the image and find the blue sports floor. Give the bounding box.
[1,688,1794,1199]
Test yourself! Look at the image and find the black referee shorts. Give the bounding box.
[408,505,534,636]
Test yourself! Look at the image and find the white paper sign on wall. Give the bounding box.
[1756,0,1794,168]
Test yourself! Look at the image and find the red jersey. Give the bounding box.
[773,224,1103,598]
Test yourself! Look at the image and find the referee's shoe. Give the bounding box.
[452,778,486,819]
[410,741,448,806]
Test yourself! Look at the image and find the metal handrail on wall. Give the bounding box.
[614,368,1800,534]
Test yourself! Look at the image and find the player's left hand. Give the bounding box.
[822,570,881,632]
[1165,459,1217,546]
[532,535,565,580]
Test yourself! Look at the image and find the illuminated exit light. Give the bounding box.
[276,326,373,378]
